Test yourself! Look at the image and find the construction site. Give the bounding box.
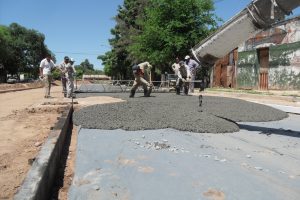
[0,0,300,200]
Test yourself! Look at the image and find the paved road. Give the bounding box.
[69,111,300,199]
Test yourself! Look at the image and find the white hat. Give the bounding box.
[185,55,190,60]
[70,58,75,62]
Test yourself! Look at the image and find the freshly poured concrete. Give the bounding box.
[69,113,300,200]
[73,93,287,133]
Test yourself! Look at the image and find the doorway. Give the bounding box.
[257,48,269,90]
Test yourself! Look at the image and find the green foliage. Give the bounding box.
[52,68,61,80]
[0,23,53,82]
[99,0,220,79]
[130,0,219,73]
[80,59,94,71]
[74,59,103,79]
[98,0,148,79]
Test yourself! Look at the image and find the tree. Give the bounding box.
[0,23,53,82]
[98,0,149,79]
[129,0,220,74]
[0,25,13,81]
[74,59,103,79]
[99,0,220,79]
[80,59,94,71]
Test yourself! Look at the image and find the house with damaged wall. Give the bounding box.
[212,16,300,90]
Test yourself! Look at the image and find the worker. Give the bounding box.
[185,55,199,93]
[69,58,77,74]
[39,54,56,98]
[65,58,76,98]
[129,61,153,98]
[171,57,180,76]
[58,56,70,97]
[69,58,77,91]
[176,61,191,95]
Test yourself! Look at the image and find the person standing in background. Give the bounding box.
[176,61,191,95]
[65,58,76,98]
[39,54,56,98]
[185,55,199,93]
[171,57,180,76]
[58,56,70,97]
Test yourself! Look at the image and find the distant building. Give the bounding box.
[212,16,300,90]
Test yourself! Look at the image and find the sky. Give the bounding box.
[0,0,299,70]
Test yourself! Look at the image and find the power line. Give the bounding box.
[53,51,104,56]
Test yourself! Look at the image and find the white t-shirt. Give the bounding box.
[40,58,55,75]
[172,62,180,75]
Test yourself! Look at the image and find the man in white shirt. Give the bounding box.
[185,55,199,93]
[171,57,180,76]
[39,54,56,98]
[176,61,191,95]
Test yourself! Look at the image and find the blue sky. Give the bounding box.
[0,0,299,70]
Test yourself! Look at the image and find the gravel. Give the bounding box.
[73,93,287,133]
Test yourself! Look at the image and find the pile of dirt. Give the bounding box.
[73,93,288,133]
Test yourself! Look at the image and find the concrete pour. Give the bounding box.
[73,93,287,133]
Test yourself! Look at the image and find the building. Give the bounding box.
[212,16,300,90]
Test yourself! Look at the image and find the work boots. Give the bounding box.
[145,88,152,97]
[176,86,180,95]
[144,89,148,97]
[129,90,135,98]
[183,86,189,95]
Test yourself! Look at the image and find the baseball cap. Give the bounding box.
[185,55,190,60]
[64,56,70,60]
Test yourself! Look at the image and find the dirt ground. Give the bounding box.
[0,85,66,199]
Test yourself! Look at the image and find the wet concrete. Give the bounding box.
[73,93,287,133]
[69,113,300,200]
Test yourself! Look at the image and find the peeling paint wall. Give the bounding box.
[237,17,300,90]
[269,42,300,89]
[237,51,259,88]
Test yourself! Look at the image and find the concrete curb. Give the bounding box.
[14,105,73,200]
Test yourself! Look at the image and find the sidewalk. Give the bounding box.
[195,88,300,108]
